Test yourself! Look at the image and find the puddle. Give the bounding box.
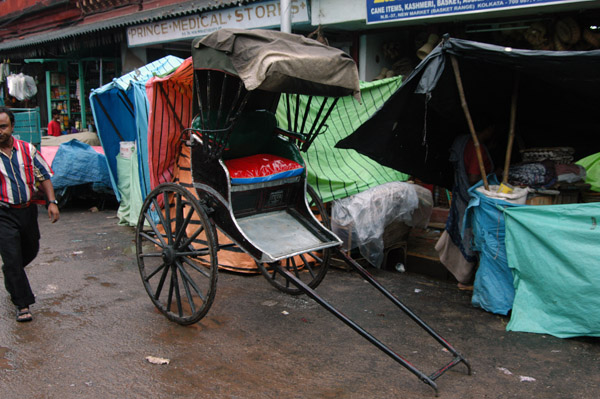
[39,310,61,318]
[39,284,59,294]
[122,245,137,256]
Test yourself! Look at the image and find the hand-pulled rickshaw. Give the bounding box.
[135,28,470,395]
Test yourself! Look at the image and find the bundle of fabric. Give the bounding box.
[509,160,587,188]
[508,160,556,187]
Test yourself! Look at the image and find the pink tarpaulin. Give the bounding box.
[41,145,105,167]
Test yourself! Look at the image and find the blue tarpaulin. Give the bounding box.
[465,177,523,315]
[504,202,600,338]
[90,56,184,201]
[50,140,112,193]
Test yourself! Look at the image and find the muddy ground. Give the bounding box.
[0,204,598,398]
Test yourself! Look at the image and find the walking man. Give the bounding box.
[0,107,59,322]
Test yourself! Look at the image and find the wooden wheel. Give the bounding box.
[136,183,218,325]
[256,185,331,295]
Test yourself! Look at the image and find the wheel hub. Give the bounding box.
[162,246,177,265]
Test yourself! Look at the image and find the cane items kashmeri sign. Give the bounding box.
[366,0,593,24]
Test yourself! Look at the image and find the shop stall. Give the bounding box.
[337,36,600,337]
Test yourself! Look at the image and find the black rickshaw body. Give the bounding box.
[186,28,360,263]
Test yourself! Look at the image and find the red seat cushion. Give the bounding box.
[225,154,304,184]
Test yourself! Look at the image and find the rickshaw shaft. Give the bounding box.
[335,249,471,373]
[276,265,440,394]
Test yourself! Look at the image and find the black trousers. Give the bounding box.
[0,205,40,308]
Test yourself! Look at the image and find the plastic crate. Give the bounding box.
[12,107,41,149]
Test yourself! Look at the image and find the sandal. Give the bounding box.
[16,307,32,323]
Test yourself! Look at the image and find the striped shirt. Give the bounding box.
[0,138,53,205]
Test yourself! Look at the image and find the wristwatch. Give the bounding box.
[47,199,59,206]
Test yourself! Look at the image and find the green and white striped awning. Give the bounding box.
[277,76,407,203]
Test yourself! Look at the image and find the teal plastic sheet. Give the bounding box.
[465,177,522,315]
[504,202,600,338]
[576,152,600,192]
[116,150,143,227]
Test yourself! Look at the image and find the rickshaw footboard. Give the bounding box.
[275,247,471,396]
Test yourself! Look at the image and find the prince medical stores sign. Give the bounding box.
[127,0,309,47]
[366,0,593,24]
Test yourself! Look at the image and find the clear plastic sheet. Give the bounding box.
[7,73,37,101]
[331,182,433,268]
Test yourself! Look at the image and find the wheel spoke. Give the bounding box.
[269,265,278,281]
[179,224,206,249]
[139,252,163,258]
[179,266,197,314]
[299,253,317,278]
[177,260,206,302]
[175,192,183,229]
[166,268,174,313]
[162,191,173,244]
[174,204,195,248]
[287,256,301,278]
[180,256,211,279]
[145,262,167,281]
[171,265,183,317]
[151,198,171,245]
[139,231,165,248]
[303,251,323,264]
[153,262,170,300]
[176,248,211,257]
[279,261,292,289]
[143,211,167,247]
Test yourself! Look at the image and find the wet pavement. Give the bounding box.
[0,204,599,398]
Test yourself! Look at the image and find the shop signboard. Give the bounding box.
[366,0,592,24]
[127,0,310,47]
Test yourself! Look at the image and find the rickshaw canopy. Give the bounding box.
[192,28,360,99]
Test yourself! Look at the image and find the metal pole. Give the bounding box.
[280,0,292,33]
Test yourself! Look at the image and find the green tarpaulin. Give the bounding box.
[577,152,600,192]
[116,149,143,227]
[504,203,600,338]
[276,77,408,203]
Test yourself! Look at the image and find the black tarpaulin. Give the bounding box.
[336,36,600,189]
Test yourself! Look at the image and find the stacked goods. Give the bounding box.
[523,17,600,51]
[374,40,417,80]
[520,147,575,164]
